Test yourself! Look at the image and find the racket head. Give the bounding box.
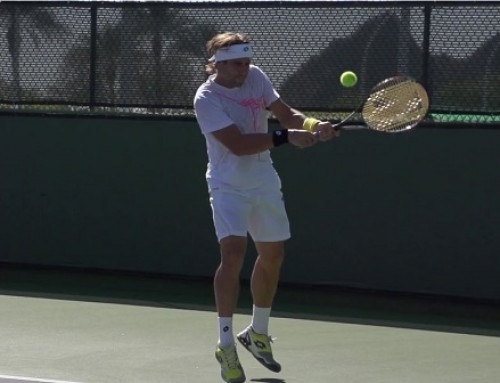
[361,76,429,133]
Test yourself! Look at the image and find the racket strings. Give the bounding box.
[362,80,429,132]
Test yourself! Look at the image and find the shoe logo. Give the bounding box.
[242,331,266,350]
[242,332,251,347]
[223,326,229,332]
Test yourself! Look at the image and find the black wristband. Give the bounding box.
[272,129,289,147]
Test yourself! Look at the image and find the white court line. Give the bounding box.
[0,376,83,383]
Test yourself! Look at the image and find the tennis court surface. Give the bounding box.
[1,266,499,383]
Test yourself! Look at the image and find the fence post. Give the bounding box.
[422,3,432,91]
[89,3,97,110]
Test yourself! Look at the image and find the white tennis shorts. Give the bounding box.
[209,187,291,242]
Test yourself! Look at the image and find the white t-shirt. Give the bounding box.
[194,65,281,191]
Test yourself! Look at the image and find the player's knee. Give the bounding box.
[259,251,285,270]
[219,236,247,270]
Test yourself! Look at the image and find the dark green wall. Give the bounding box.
[1,115,499,300]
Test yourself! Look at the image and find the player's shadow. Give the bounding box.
[251,379,286,383]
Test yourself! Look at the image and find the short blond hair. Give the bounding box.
[205,32,250,75]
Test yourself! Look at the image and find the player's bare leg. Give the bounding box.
[251,241,284,308]
[237,241,284,373]
[214,235,248,383]
[215,235,248,317]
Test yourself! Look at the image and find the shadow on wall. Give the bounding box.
[280,12,500,113]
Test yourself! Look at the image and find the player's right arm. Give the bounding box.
[195,88,316,155]
[212,124,317,156]
[211,125,273,156]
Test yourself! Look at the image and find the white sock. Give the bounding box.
[218,317,234,347]
[251,305,271,335]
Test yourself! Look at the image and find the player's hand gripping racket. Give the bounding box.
[334,76,429,133]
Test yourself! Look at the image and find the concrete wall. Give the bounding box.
[1,114,499,300]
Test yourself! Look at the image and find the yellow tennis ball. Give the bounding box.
[340,71,358,87]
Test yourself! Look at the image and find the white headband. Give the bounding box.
[210,43,254,63]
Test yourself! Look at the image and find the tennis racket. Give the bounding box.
[333,76,429,133]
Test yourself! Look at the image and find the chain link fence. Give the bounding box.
[0,1,499,125]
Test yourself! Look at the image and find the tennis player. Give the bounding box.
[194,32,338,383]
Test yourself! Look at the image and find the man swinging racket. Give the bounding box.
[194,32,339,383]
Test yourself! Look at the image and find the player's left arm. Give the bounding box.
[268,98,338,141]
[268,98,304,130]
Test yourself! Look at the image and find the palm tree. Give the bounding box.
[1,3,65,102]
[116,6,216,107]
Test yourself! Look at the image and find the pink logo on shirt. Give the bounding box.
[240,98,264,110]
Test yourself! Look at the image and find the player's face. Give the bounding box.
[214,58,251,88]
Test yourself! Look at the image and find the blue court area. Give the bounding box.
[1,266,499,383]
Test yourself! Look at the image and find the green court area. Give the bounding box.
[431,113,500,124]
[0,265,500,383]
[1,264,500,334]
